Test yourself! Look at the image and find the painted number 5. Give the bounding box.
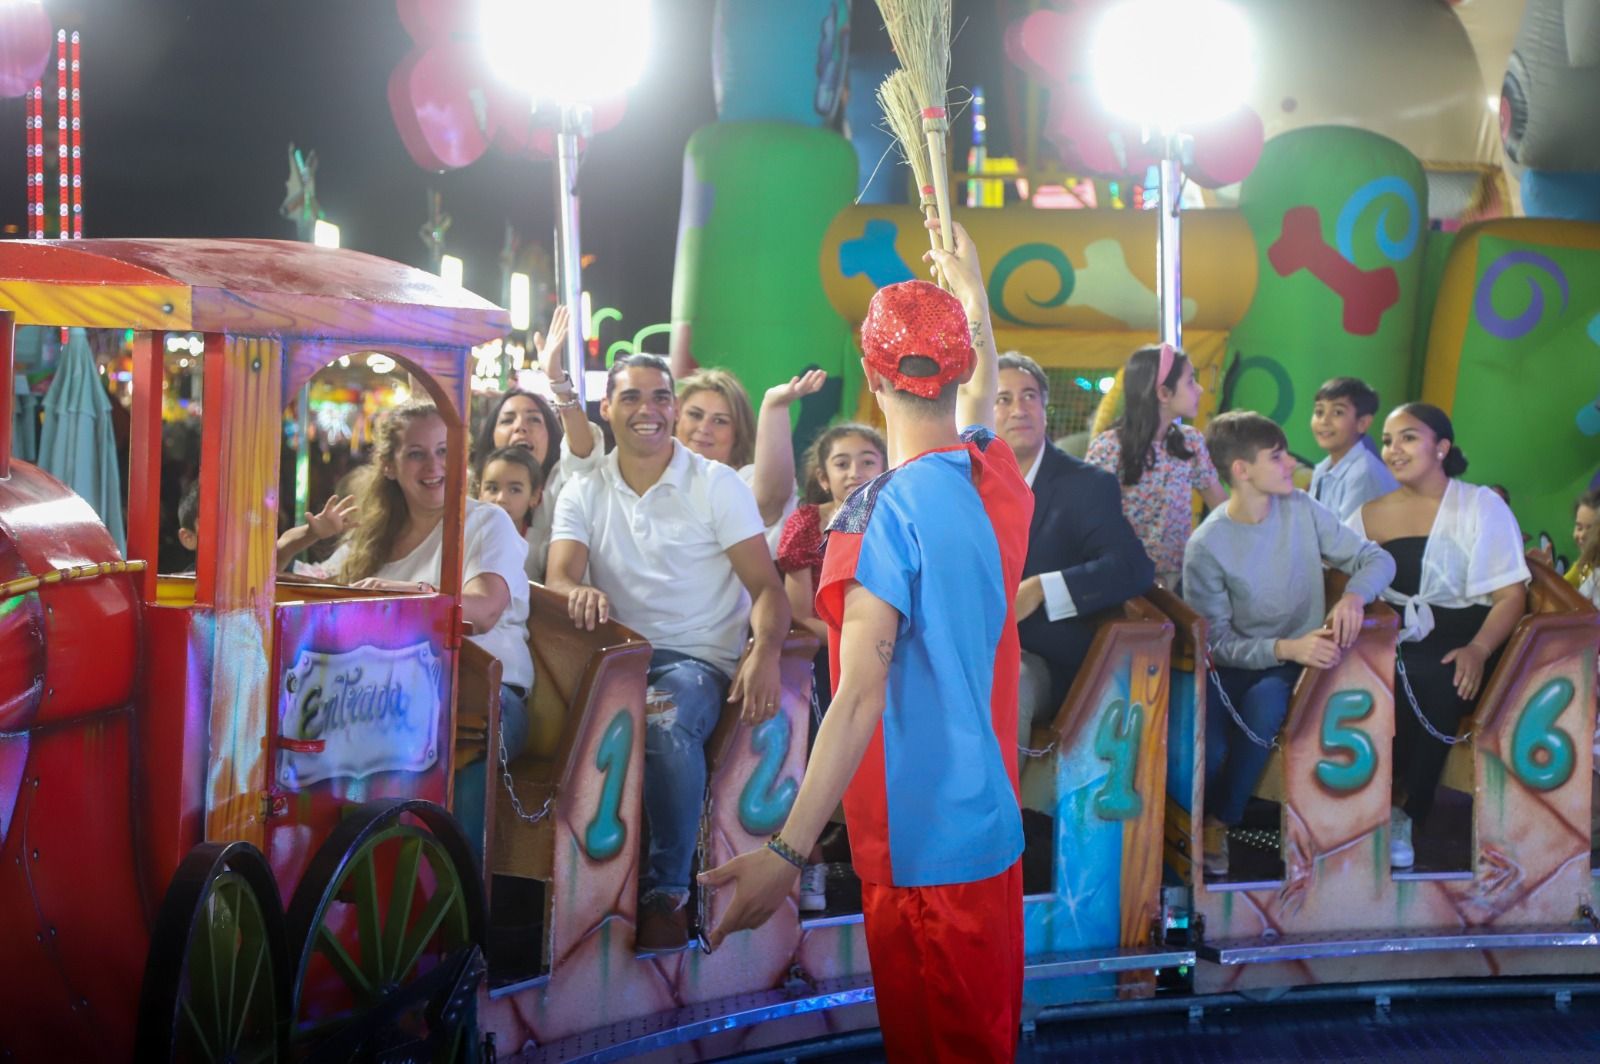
[1316,691,1377,793]
[1510,678,1576,792]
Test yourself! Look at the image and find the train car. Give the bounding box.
[0,239,1184,1061]
[5,237,1593,1063]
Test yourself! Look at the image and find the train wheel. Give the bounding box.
[287,799,486,1063]
[135,841,291,1064]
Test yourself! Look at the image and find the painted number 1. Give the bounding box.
[1511,678,1576,792]
[1093,699,1144,821]
[584,709,633,861]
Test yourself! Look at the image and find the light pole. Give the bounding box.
[482,0,652,406]
[1091,0,1254,349]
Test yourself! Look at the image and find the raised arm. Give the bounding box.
[275,493,357,571]
[750,370,826,525]
[701,581,898,949]
[924,218,996,432]
[539,305,596,460]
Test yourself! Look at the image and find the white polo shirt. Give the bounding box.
[552,440,765,677]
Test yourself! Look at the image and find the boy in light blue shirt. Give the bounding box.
[1309,377,1397,520]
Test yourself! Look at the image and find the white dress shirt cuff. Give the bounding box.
[1040,570,1078,621]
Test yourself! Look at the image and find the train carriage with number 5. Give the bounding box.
[1,238,1597,1063]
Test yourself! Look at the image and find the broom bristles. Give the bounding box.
[874,0,950,116]
[877,70,934,194]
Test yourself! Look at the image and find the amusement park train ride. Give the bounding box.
[1,238,1599,1063]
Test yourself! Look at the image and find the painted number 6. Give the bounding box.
[1510,678,1576,792]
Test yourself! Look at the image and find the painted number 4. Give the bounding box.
[1094,699,1144,820]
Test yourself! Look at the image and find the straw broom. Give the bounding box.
[876,69,941,259]
[875,0,954,254]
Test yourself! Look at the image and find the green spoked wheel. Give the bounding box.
[136,842,291,1063]
[287,799,486,1064]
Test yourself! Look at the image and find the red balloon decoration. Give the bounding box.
[1004,2,1264,188]
[0,2,53,100]
[388,0,628,172]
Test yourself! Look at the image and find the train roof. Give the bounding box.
[0,238,510,348]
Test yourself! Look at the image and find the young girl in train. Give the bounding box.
[1347,403,1530,869]
[1087,344,1228,589]
[775,422,887,911]
[477,445,546,540]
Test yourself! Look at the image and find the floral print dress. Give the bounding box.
[1086,423,1222,583]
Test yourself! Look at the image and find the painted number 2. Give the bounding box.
[584,709,633,861]
[1093,699,1144,821]
[1316,691,1377,792]
[739,713,799,836]
[1511,678,1576,792]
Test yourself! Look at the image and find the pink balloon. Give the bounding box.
[0,3,52,100]
[387,41,493,171]
[1187,106,1264,188]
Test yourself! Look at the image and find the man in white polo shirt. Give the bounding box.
[548,353,791,954]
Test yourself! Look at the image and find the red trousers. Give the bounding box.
[861,861,1023,1062]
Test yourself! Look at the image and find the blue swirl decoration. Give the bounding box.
[1336,177,1419,264]
[1473,250,1569,341]
[986,243,1076,326]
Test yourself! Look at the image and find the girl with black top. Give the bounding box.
[1348,403,1529,869]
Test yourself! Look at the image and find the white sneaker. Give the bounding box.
[799,864,827,912]
[1390,807,1415,869]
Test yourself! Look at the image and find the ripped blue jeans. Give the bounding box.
[641,649,731,901]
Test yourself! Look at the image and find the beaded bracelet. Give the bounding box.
[765,835,805,871]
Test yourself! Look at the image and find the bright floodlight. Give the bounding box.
[312,219,340,249]
[509,272,532,331]
[441,254,465,288]
[1091,0,1254,131]
[481,0,651,104]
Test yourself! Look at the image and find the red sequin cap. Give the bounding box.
[859,280,975,400]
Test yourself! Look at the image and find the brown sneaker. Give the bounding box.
[635,893,690,955]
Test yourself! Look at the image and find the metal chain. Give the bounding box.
[1395,651,1469,746]
[1206,654,1280,751]
[1018,739,1056,759]
[499,713,556,824]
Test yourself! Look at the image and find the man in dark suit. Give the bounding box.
[996,354,1155,756]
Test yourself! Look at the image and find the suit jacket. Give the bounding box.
[1019,442,1156,713]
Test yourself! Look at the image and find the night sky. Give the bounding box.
[0,1,1006,333]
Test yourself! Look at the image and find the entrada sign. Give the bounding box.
[278,642,443,787]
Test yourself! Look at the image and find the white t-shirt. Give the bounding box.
[552,440,765,677]
[521,422,606,583]
[738,462,798,559]
[328,501,533,688]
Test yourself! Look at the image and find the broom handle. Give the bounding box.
[918,188,949,291]
[922,109,955,255]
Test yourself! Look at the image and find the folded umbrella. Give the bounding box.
[38,327,125,551]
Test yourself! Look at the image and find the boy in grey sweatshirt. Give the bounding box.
[1184,412,1395,876]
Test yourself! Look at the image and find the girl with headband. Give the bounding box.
[1087,344,1228,589]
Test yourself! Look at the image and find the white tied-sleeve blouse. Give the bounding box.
[1346,477,1531,644]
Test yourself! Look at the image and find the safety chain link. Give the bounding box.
[1018,738,1056,760]
[1395,651,1469,746]
[499,714,556,823]
[1206,653,1280,751]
